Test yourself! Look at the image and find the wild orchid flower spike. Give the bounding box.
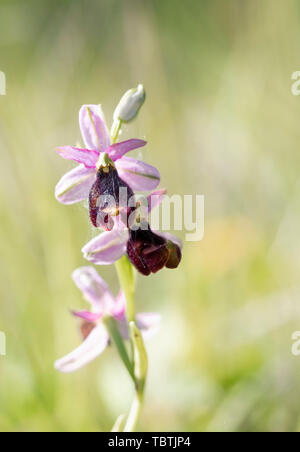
[82,190,182,275]
[54,267,160,373]
[54,88,182,432]
[55,105,160,206]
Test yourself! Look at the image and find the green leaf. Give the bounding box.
[104,316,134,380]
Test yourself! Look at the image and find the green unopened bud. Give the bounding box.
[113,84,146,123]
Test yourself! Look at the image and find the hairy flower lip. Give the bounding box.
[142,244,166,256]
[89,165,135,230]
[125,224,182,276]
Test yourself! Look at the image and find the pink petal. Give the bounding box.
[54,324,109,373]
[55,165,96,205]
[72,267,115,312]
[115,311,161,341]
[79,105,110,152]
[115,157,160,191]
[147,188,167,212]
[56,146,99,168]
[72,310,102,322]
[136,312,161,340]
[111,291,126,319]
[107,139,147,161]
[82,229,129,265]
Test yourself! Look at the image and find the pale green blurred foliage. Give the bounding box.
[1,0,300,432]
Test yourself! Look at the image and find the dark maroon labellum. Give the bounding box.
[127,225,182,276]
[89,165,135,230]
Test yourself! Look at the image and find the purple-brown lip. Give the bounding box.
[127,225,182,276]
[89,165,135,230]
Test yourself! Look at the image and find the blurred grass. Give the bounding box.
[1,0,300,431]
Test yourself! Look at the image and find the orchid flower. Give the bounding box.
[82,189,182,276]
[54,87,183,431]
[55,105,160,206]
[55,267,160,373]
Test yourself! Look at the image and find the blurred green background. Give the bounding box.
[1,0,300,432]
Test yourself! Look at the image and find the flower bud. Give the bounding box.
[113,84,146,123]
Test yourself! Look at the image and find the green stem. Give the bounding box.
[115,255,136,323]
[110,114,147,432]
[111,118,122,144]
[115,258,148,432]
[124,391,144,432]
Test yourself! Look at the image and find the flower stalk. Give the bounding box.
[110,118,123,145]
[125,324,148,432]
[124,391,144,432]
[111,121,148,432]
[115,255,135,323]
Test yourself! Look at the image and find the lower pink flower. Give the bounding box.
[54,267,160,373]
